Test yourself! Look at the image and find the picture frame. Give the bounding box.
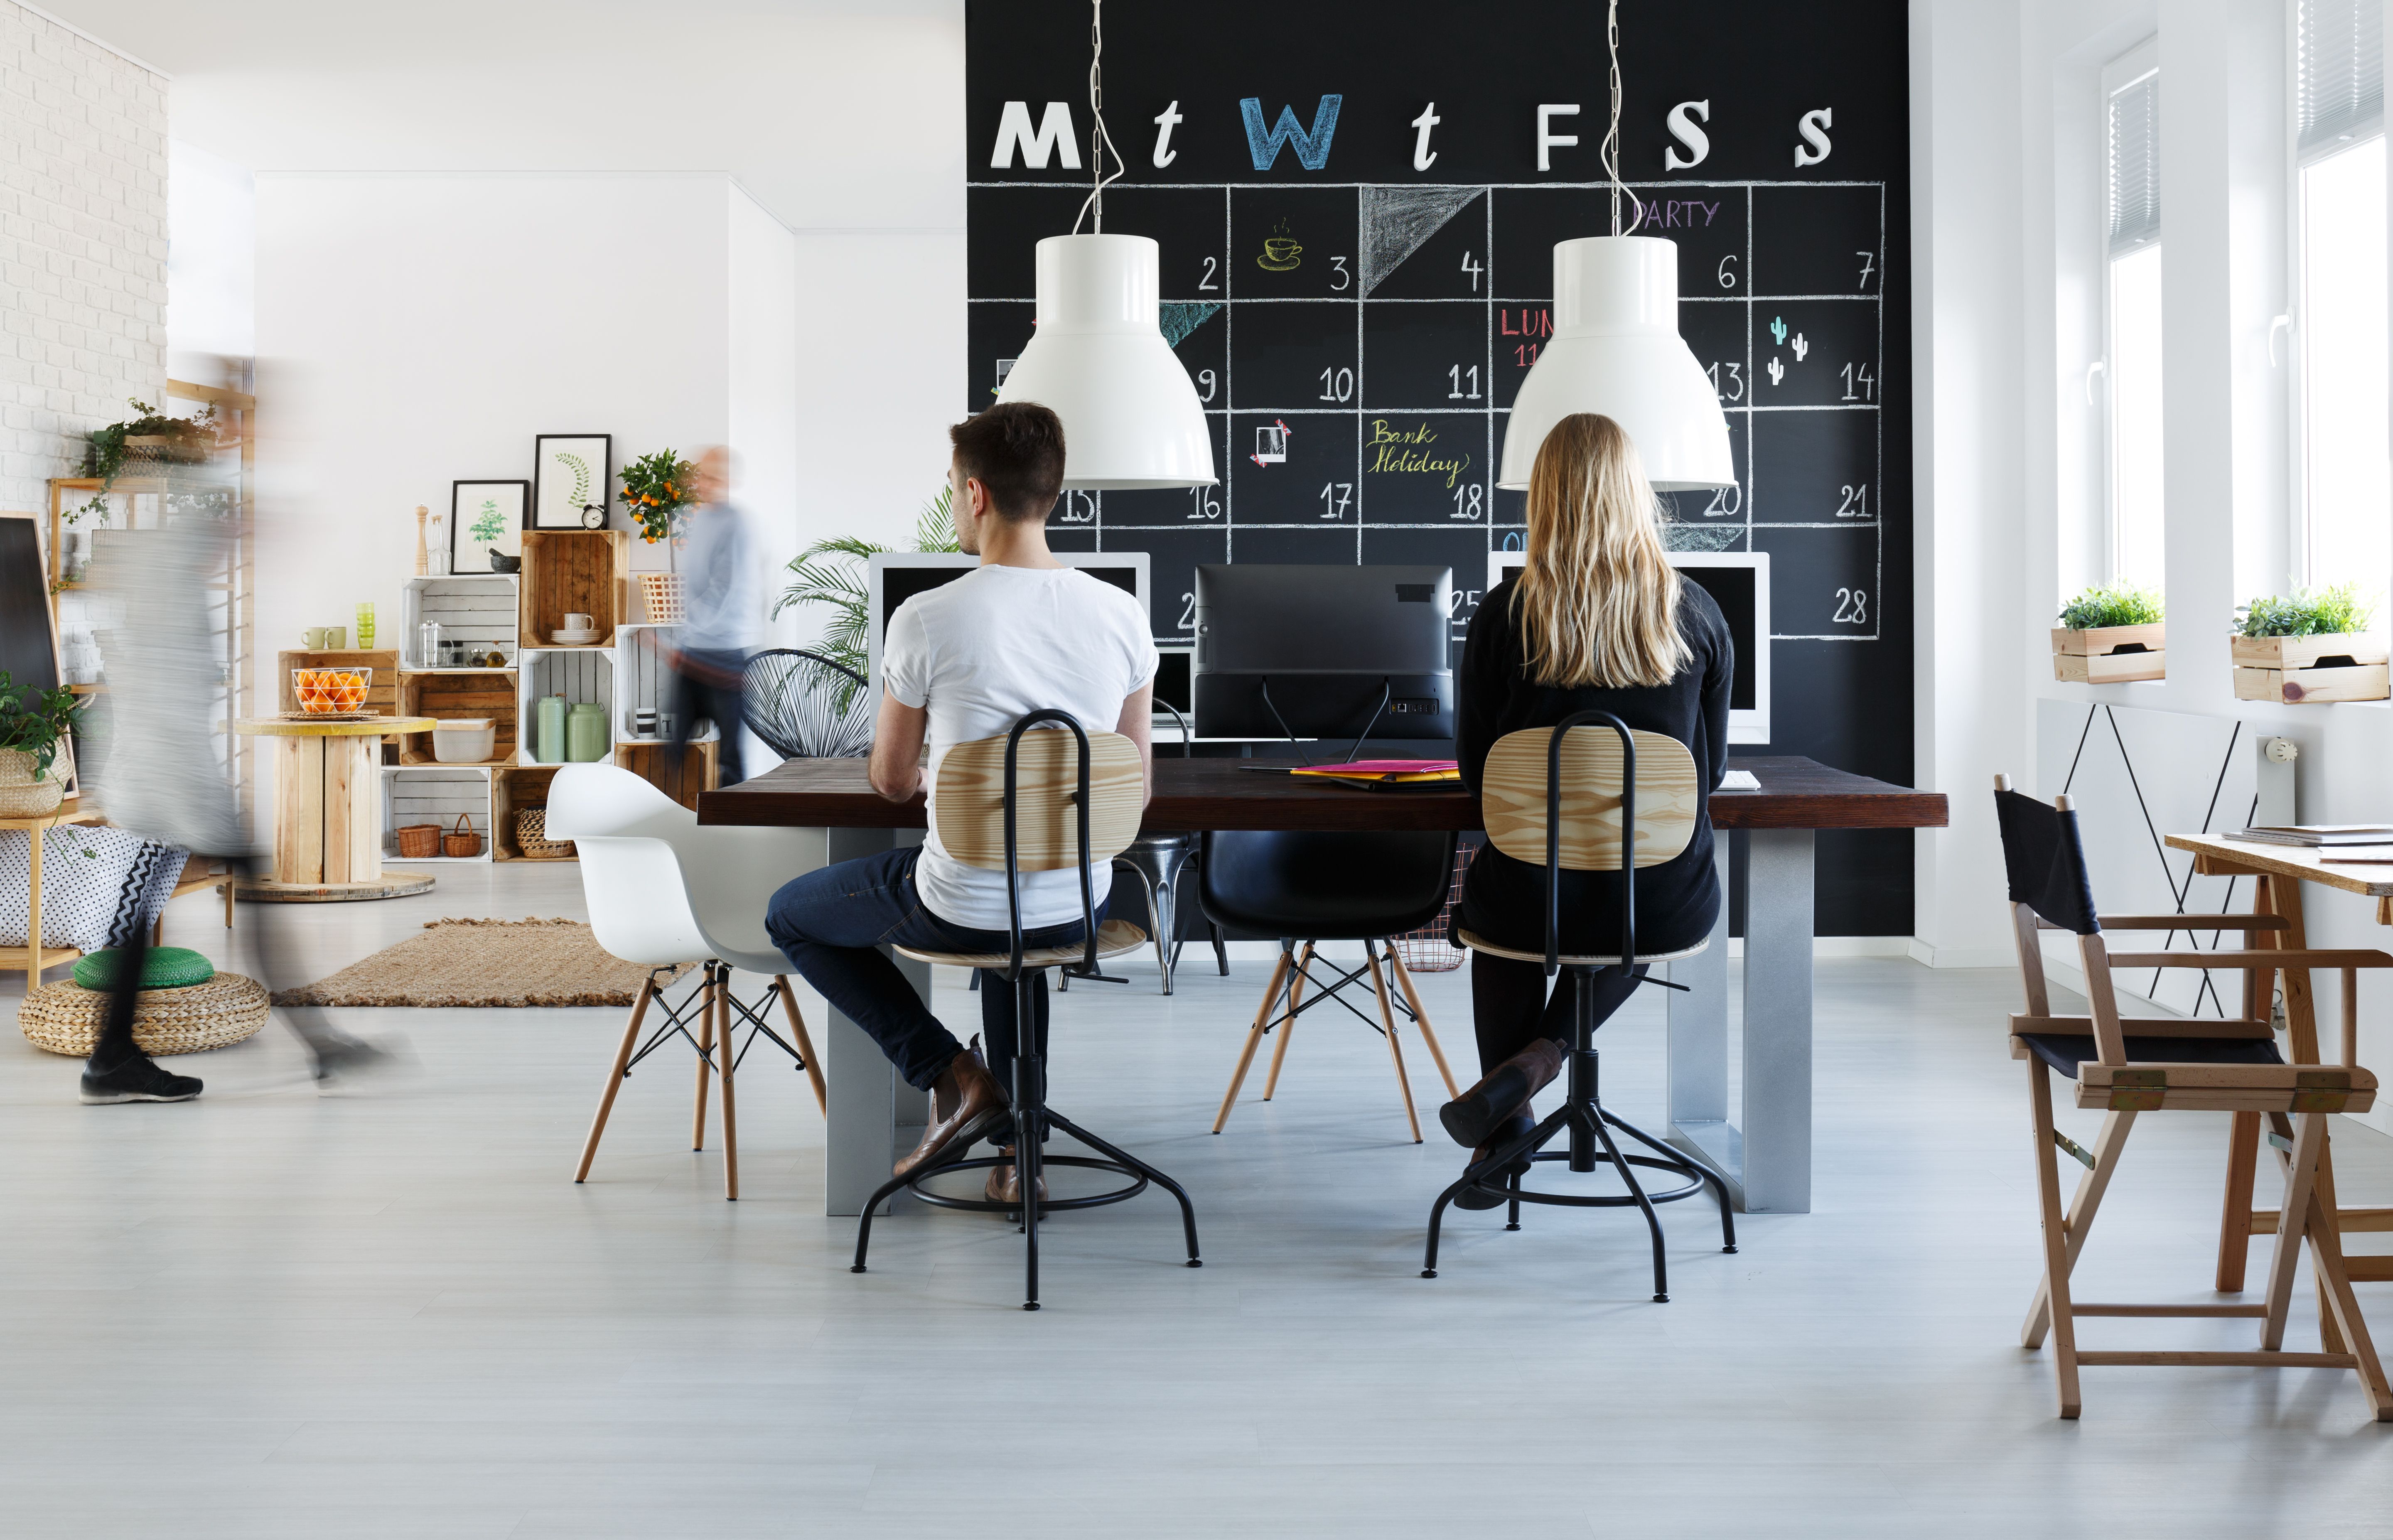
[451,480,529,573]
[532,434,613,530]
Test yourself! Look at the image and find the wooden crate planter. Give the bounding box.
[397,670,519,765]
[519,530,629,648]
[615,738,717,812]
[2232,634,2391,703]
[492,764,570,860]
[2051,624,2165,683]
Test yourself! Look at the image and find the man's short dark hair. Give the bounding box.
[949,402,1067,521]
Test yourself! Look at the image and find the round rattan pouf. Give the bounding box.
[18,973,270,1057]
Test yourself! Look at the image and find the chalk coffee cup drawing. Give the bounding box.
[1258,236,1302,271]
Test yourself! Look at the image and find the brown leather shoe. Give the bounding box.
[1455,1111,1539,1211]
[895,1050,1007,1178]
[1438,1038,1564,1148]
[983,1146,1050,1206]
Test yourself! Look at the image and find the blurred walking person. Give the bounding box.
[667,445,762,786]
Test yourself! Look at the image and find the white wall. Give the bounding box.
[165,135,251,384]
[0,0,166,510]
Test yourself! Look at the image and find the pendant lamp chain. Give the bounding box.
[1601,0,1647,238]
[1074,0,1125,235]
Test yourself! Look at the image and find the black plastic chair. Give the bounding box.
[742,648,871,761]
[1202,827,1463,1141]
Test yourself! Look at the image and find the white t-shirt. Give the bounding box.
[883,565,1158,930]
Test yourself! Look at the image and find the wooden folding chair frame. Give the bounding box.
[2000,779,2392,1422]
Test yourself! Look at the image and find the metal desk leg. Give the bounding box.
[1740,829,1814,1213]
[822,826,932,1218]
[1668,840,1739,1203]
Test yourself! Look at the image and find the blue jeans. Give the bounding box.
[764,845,1105,1137]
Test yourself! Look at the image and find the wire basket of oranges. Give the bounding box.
[291,667,373,715]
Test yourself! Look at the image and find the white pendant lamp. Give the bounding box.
[990,0,1217,491]
[996,233,1217,489]
[1494,0,1734,492]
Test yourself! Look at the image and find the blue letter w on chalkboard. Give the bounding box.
[1241,96,1342,170]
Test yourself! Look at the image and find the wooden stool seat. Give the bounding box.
[1453,929,1708,968]
[894,918,1149,971]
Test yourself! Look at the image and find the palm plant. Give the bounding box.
[774,485,958,714]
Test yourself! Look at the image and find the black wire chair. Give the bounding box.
[743,648,872,761]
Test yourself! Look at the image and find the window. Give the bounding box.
[2104,46,2165,588]
[2297,0,2388,592]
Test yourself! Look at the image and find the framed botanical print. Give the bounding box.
[452,480,529,573]
[532,434,613,530]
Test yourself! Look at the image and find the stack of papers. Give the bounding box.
[1288,759,1461,788]
[2229,825,2393,847]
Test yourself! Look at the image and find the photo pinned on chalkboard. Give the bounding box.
[531,434,613,530]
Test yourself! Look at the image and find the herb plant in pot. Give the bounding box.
[0,673,85,817]
[2052,582,2165,683]
[2232,585,2388,703]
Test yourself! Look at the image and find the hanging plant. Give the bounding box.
[75,398,219,525]
[618,449,701,548]
[0,671,87,779]
[774,485,958,714]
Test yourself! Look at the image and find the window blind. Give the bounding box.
[2108,71,2161,255]
[2300,0,2385,158]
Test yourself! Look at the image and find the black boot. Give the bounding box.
[1455,1112,1538,1211]
[1439,1038,1564,1148]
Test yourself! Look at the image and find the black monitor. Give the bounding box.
[1192,564,1455,742]
[865,552,1149,700]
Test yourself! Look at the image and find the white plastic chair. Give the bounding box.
[549,763,826,1200]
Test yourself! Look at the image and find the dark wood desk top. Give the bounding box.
[698,755,1948,834]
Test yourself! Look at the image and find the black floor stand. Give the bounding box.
[850,976,1201,1310]
[1421,965,1736,1300]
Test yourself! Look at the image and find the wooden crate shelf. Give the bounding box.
[493,764,571,860]
[519,530,629,649]
[397,669,519,765]
[278,648,402,744]
[615,738,717,811]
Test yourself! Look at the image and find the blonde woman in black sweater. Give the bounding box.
[1442,413,1734,1204]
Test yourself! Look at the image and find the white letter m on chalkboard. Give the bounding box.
[1241,96,1342,171]
[992,101,1082,170]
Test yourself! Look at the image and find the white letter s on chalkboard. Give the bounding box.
[1664,101,1710,171]
[1794,108,1833,168]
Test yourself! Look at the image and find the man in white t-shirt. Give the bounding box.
[765,403,1156,1199]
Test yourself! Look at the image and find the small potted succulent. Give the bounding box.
[0,673,85,817]
[2052,581,2165,683]
[2232,585,2388,703]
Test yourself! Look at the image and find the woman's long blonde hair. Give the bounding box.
[1510,413,1688,688]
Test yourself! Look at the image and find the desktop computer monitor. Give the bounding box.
[1191,564,1455,742]
[1485,549,1771,744]
[864,552,1150,702]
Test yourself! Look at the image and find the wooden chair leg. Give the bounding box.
[1212,947,1292,1134]
[1368,946,1423,1144]
[575,975,657,1182]
[2216,1110,2262,1292]
[717,966,740,1201]
[2313,1125,2350,1355]
[2022,1108,2134,1347]
[2027,1060,2082,1418]
[2302,1183,2393,1419]
[1262,942,1313,1100]
[221,879,233,928]
[775,975,829,1117]
[1386,946,1462,1100]
[2261,1111,2329,1351]
[691,966,717,1152]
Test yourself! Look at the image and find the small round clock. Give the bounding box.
[579,504,606,530]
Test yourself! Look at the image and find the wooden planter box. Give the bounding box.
[519,530,629,648]
[2232,634,2391,703]
[2052,623,2165,683]
[397,669,519,765]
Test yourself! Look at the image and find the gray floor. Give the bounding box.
[5,868,2393,1538]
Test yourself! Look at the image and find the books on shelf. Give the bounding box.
[2228,825,2393,847]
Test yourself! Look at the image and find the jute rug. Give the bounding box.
[272,918,684,1008]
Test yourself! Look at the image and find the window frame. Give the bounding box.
[2101,38,2164,587]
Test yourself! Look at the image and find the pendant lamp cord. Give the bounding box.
[1073,0,1125,235]
[1601,0,1648,239]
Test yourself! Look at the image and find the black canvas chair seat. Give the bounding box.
[2019,1033,2284,1079]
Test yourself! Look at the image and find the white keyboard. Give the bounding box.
[1719,769,1761,792]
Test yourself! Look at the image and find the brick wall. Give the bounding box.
[0,1,166,513]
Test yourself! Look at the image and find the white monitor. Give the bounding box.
[864,551,1152,702]
[1486,550,1771,745]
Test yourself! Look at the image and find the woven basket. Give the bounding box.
[638,572,687,626]
[0,746,69,817]
[19,972,270,1057]
[515,807,576,859]
[441,813,482,858]
[395,822,440,859]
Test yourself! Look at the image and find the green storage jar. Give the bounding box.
[73,946,216,992]
[567,701,609,762]
[536,693,567,763]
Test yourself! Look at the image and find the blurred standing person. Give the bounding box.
[668,446,762,786]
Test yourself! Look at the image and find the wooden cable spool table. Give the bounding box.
[233,716,437,901]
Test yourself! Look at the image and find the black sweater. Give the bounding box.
[1457,575,1732,957]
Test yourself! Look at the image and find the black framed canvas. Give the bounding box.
[452,480,529,572]
[532,434,613,530]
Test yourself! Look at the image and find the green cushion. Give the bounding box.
[72,946,216,992]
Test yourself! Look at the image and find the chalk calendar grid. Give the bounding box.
[967,178,1886,655]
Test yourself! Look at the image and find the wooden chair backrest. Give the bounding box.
[934,728,1143,874]
[1481,726,1700,871]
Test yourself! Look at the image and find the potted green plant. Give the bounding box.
[618,448,701,619]
[75,398,219,525]
[2052,582,2165,683]
[774,486,958,716]
[2232,585,2388,703]
[0,673,86,816]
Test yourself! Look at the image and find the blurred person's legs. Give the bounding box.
[81,879,200,1103]
[671,647,749,786]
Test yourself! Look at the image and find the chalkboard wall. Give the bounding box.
[966,0,1913,934]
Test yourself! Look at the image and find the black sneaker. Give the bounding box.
[80,1055,203,1104]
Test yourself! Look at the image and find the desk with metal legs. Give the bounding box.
[703,756,1944,1216]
